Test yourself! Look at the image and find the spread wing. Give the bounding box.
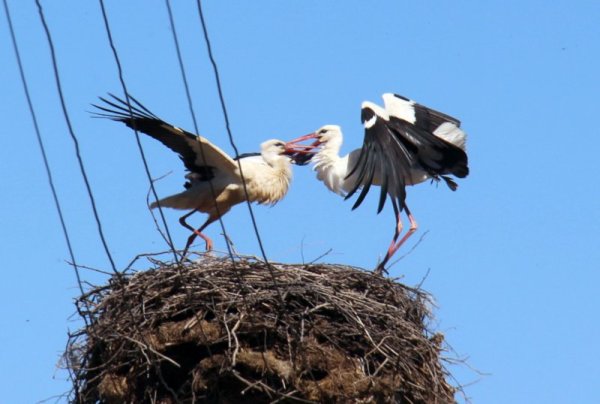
[345,94,469,214]
[383,93,469,179]
[345,103,413,214]
[92,94,238,176]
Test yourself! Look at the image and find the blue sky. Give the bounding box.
[1,1,599,402]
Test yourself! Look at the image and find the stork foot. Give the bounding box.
[203,235,214,252]
[374,260,389,276]
[375,205,418,274]
[180,234,196,260]
[181,232,213,260]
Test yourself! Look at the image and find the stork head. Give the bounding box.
[285,125,342,165]
[313,125,343,146]
[261,139,292,159]
[259,139,307,164]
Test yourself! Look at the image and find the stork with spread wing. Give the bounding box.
[287,93,469,273]
[94,94,314,257]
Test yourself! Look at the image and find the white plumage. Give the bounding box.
[288,93,469,273]
[94,94,306,256]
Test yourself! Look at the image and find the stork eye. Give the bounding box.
[274,142,285,147]
[318,129,327,134]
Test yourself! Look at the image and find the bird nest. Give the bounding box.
[67,257,457,403]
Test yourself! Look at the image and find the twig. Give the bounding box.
[121,335,181,368]
[308,248,333,265]
[231,313,244,366]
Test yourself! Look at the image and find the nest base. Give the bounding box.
[68,257,455,403]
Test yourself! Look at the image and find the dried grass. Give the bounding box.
[67,256,456,403]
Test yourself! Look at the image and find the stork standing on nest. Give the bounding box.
[94,94,313,257]
[287,93,469,273]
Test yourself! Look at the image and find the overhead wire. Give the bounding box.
[193,6,325,392]
[35,0,118,275]
[164,0,237,264]
[97,0,180,264]
[19,2,305,397]
[194,0,274,268]
[2,0,89,318]
[194,1,285,301]
[22,0,282,291]
[164,6,290,388]
[92,6,186,398]
[148,2,233,382]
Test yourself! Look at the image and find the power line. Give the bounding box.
[91,7,182,398]
[97,0,180,264]
[36,0,118,274]
[195,0,272,267]
[164,0,236,263]
[3,0,89,324]
[194,1,285,301]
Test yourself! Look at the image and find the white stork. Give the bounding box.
[94,94,312,257]
[287,93,469,273]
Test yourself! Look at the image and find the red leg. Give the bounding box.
[375,203,418,275]
[386,206,404,258]
[376,204,404,274]
[390,203,418,253]
[178,210,216,257]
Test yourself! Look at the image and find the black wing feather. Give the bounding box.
[377,149,389,212]
[351,141,377,210]
[92,94,209,174]
[386,94,469,181]
[343,94,468,214]
[394,93,462,131]
[345,107,412,213]
[388,117,469,179]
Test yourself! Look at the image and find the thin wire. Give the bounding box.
[35,0,119,274]
[3,0,90,326]
[195,1,284,304]
[97,0,180,264]
[161,5,246,382]
[93,7,177,398]
[164,0,236,263]
[195,0,272,267]
[93,6,179,396]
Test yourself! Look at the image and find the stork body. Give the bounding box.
[94,95,300,256]
[291,93,469,273]
[153,139,294,253]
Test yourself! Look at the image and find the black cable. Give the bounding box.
[164,0,236,263]
[3,0,90,326]
[36,0,119,274]
[195,0,272,267]
[194,1,285,304]
[94,7,182,400]
[97,0,180,264]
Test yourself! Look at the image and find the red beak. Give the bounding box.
[287,132,318,144]
[284,132,321,154]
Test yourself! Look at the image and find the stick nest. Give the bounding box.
[67,257,456,403]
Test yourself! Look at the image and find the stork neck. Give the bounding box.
[247,156,292,205]
[314,140,343,168]
[261,152,290,172]
[311,144,350,196]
